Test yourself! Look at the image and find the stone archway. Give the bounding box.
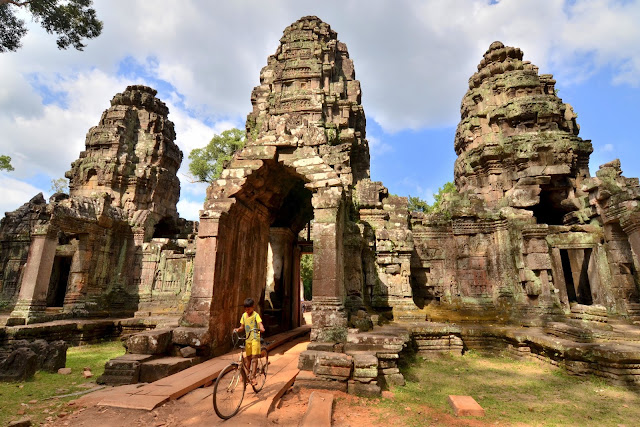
[182,151,346,352]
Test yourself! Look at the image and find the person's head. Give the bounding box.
[243,298,255,314]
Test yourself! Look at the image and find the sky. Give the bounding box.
[1,0,639,221]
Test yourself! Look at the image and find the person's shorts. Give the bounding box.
[245,339,261,357]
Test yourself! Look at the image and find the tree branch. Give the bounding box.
[1,0,33,6]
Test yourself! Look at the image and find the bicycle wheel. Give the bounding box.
[213,364,246,419]
[252,350,268,392]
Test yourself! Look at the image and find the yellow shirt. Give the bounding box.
[240,311,262,342]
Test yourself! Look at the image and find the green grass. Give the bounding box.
[0,340,125,426]
[375,350,640,426]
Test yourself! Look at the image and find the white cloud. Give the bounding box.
[368,135,393,158]
[3,0,640,218]
[601,143,615,153]
[177,199,203,222]
[0,175,47,216]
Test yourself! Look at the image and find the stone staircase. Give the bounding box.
[296,324,411,396]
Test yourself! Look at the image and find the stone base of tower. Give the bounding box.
[311,296,348,342]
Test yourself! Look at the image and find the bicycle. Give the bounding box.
[213,328,270,420]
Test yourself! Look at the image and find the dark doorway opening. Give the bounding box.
[559,248,593,305]
[531,189,566,225]
[47,256,72,307]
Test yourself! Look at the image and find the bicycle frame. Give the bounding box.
[213,329,269,419]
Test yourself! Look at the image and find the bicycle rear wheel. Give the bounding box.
[252,350,268,392]
[213,364,246,419]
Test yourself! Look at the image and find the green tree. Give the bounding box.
[300,254,313,301]
[407,195,430,213]
[408,181,457,213]
[0,0,103,53]
[188,128,246,183]
[0,155,13,171]
[50,177,68,193]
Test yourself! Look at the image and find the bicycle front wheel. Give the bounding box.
[213,364,246,419]
[252,350,269,392]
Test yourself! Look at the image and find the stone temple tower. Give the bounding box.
[66,85,183,233]
[184,16,372,348]
[246,16,370,188]
[454,42,593,225]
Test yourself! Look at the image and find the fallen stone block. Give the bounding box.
[126,329,172,355]
[348,380,381,397]
[314,364,351,378]
[58,368,72,375]
[172,327,210,347]
[448,395,485,417]
[179,346,197,358]
[295,371,348,392]
[378,373,405,388]
[10,340,68,373]
[300,391,333,427]
[353,367,378,378]
[139,357,196,383]
[8,417,32,427]
[0,348,38,382]
[298,350,336,371]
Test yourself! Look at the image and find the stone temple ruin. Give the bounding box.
[3,16,640,392]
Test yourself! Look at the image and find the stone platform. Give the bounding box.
[406,320,640,388]
[0,316,179,354]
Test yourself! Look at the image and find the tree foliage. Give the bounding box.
[300,254,313,301]
[0,0,103,53]
[0,155,13,171]
[50,177,68,193]
[408,181,457,213]
[188,128,246,183]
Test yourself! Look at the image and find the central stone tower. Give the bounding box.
[184,16,371,348]
[247,16,370,187]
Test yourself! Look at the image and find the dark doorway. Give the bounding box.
[559,248,593,305]
[531,189,566,225]
[47,256,72,307]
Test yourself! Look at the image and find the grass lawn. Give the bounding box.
[0,340,125,426]
[375,351,640,426]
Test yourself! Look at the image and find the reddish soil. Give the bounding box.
[42,383,490,427]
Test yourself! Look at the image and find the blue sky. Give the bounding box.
[1,0,639,221]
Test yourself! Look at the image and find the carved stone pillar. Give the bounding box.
[310,187,347,342]
[8,226,58,325]
[181,216,219,327]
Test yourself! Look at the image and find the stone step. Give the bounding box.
[139,356,199,383]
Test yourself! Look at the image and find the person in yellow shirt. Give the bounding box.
[234,298,265,384]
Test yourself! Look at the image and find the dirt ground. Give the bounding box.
[43,382,488,427]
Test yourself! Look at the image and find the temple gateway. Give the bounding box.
[2,16,640,392]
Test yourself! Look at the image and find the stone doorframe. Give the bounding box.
[181,145,349,352]
[549,243,605,309]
